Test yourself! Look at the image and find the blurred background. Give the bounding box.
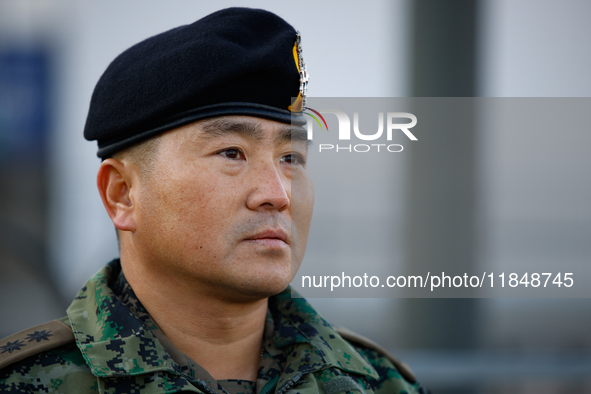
[0,0,590,393]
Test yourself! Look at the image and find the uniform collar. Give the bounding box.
[270,288,379,388]
[67,260,178,378]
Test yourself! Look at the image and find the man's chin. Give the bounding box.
[219,274,292,303]
[242,279,291,299]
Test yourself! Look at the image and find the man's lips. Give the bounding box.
[244,229,290,246]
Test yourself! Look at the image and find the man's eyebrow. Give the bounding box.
[200,118,265,141]
[276,126,310,147]
[199,119,311,147]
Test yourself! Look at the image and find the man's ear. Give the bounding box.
[97,158,138,232]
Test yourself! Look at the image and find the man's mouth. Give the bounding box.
[244,229,290,247]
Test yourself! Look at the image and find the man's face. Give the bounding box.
[130,116,313,301]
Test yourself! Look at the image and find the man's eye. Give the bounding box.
[280,154,305,165]
[218,148,244,160]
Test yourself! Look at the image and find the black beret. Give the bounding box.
[84,7,307,158]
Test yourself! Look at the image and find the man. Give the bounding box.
[0,8,428,394]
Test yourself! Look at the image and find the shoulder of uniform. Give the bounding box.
[0,318,75,371]
[334,325,416,384]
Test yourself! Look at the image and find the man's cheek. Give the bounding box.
[292,180,314,220]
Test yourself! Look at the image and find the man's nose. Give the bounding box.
[245,159,290,211]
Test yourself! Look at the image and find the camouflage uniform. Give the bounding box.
[0,260,428,393]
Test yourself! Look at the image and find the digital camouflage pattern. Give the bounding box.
[0,260,429,393]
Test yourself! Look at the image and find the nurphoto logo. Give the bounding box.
[303,108,418,153]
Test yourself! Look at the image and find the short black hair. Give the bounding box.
[113,136,161,180]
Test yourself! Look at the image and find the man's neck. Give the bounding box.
[120,259,268,381]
